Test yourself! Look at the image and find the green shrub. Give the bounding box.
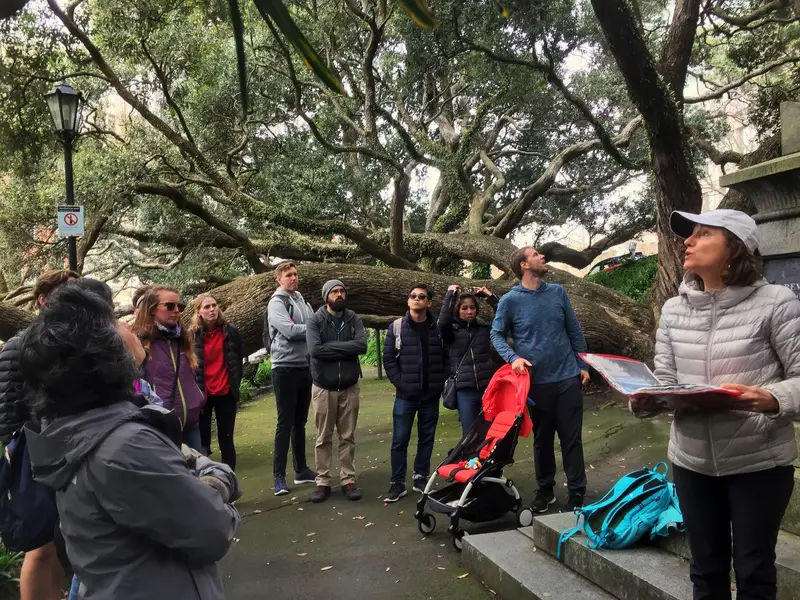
[0,543,22,599]
[360,329,385,366]
[586,255,658,304]
[253,359,272,387]
[238,379,254,405]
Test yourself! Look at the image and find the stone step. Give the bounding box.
[463,529,616,600]
[527,512,693,600]
[655,529,800,600]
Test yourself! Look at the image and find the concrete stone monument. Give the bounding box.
[721,101,800,535]
[720,101,800,299]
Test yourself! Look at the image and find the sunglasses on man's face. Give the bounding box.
[408,293,429,301]
[159,302,186,312]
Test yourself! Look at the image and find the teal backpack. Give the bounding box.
[557,462,683,558]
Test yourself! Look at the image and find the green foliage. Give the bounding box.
[360,329,385,367]
[586,255,658,304]
[253,359,272,387]
[469,262,491,279]
[238,379,254,406]
[0,542,22,599]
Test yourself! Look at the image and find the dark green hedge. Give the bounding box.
[586,255,658,304]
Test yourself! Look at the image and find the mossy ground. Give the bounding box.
[220,370,672,599]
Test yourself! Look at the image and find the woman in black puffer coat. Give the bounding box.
[438,285,500,435]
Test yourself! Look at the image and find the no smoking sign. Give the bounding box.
[57,205,85,237]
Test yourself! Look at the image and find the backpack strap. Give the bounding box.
[392,318,402,356]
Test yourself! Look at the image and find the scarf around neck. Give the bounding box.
[156,321,182,339]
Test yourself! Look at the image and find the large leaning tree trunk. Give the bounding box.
[591,0,704,314]
[0,265,654,361]
[186,264,655,360]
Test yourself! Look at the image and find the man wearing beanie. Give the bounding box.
[305,280,367,502]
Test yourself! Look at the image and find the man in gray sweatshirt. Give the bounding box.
[266,261,317,495]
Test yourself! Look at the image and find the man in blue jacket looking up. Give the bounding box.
[491,247,590,513]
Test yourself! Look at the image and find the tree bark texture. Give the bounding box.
[591,0,703,315]
[189,264,654,360]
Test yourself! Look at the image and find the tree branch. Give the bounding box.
[491,116,643,238]
[101,249,188,283]
[684,55,800,104]
[658,0,703,102]
[140,39,197,148]
[456,25,642,170]
[711,0,790,27]
[133,182,267,273]
[45,0,235,197]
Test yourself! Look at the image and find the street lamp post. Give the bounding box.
[44,83,82,272]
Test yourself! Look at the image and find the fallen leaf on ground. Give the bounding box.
[298,507,304,511]
[437,567,446,571]
[365,522,374,527]
[321,566,333,571]
[292,540,299,543]
[457,573,469,579]
[385,567,390,572]
[291,496,298,501]
[397,510,404,515]
[253,509,262,514]
[353,516,366,520]
[296,553,307,557]
[338,512,343,516]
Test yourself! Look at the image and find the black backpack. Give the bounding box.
[262,296,293,352]
[0,426,58,552]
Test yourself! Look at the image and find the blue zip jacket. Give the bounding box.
[490,282,588,385]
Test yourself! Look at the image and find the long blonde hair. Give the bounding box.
[131,285,198,369]
[191,293,228,332]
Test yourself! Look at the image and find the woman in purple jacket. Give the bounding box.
[133,285,205,451]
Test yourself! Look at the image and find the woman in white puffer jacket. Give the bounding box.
[632,208,800,600]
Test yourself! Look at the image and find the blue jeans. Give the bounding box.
[68,575,80,600]
[390,394,439,483]
[183,425,202,452]
[456,388,481,437]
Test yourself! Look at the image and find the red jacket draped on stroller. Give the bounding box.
[414,365,533,551]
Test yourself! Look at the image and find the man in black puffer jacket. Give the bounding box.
[305,280,367,504]
[382,284,449,503]
[0,268,77,600]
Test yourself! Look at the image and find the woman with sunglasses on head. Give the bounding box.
[438,285,500,436]
[631,209,800,600]
[192,294,244,469]
[132,285,206,451]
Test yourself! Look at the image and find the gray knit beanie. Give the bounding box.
[322,279,346,302]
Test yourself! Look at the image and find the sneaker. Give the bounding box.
[342,483,363,501]
[530,487,556,513]
[310,486,331,503]
[274,475,290,496]
[294,468,317,485]
[383,481,407,503]
[412,474,427,493]
[564,492,584,512]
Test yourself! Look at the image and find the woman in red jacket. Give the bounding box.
[192,294,244,469]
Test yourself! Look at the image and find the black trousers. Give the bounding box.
[199,392,237,470]
[528,375,586,494]
[673,464,795,600]
[272,366,312,478]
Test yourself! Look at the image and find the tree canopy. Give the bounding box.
[0,0,797,347]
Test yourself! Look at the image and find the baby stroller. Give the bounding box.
[414,365,534,551]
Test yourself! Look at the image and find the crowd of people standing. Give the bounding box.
[0,206,797,600]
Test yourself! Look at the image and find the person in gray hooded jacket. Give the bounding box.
[20,283,240,600]
[265,260,317,496]
[631,209,800,600]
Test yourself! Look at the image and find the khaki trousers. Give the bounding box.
[312,384,360,487]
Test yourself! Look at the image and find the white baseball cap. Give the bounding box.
[670,209,759,254]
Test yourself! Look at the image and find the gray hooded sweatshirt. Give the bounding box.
[26,401,240,600]
[267,287,315,368]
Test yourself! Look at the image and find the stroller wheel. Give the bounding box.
[452,530,468,552]
[517,507,534,527]
[417,514,436,535]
